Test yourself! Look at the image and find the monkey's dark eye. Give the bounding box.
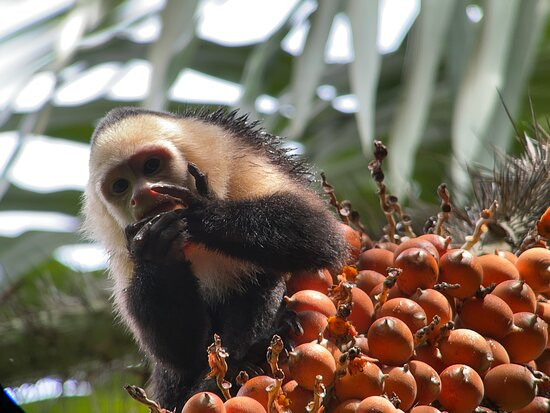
[143,157,161,175]
[112,179,129,194]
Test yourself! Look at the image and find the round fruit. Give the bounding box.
[343,224,362,264]
[393,238,440,261]
[408,360,441,406]
[416,234,450,258]
[395,248,439,295]
[501,312,548,363]
[483,363,537,411]
[331,399,362,413]
[356,270,386,295]
[358,248,395,275]
[381,365,418,411]
[224,396,267,413]
[413,343,445,373]
[348,287,375,334]
[281,380,312,413]
[478,253,520,286]
[495,249,518,265]
[485,338,509,368]
[377,297,427,334]
[516,247,550,292]
[438,249,483,299]
[458,294,514,339]
[356,396,397,413]
[367,316,414,365]
[409,288,453,336]
[334,360,385,401]
[514,396,550,413]
[354,334,369,355]
[289,311,327,345]
[182,392,226,413]
[286,269,333,295]
[285,290,336,317]
[409,407,441,413]
[438,364,484,413]
[370,281,405,306]
[492,280,537,313]
[236,375,274,410]
[288,342,336,390]
[439,329,493,375]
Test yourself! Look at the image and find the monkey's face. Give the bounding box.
[93,143,190,228]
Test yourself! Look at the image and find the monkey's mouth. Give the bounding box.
[139,201,186,221]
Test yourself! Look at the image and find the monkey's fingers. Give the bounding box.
[187,162,211,198]
[151,185,196,205]
[130,214,164,259]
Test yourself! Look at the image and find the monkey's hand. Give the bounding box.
[125,210,189,264]
[152,162,214,206]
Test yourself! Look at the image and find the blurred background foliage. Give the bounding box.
[0,0,549,411]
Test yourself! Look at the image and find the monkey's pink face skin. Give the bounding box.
[99,145,189,226]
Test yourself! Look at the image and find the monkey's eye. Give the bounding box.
[143,157,161,175]
[112,179,129,194]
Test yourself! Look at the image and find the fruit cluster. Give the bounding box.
[128,141,550,413]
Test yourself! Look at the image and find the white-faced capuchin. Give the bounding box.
[82,107,348,410]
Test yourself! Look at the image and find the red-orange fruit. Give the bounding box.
[410,407,441,413]
[348,287,375,334]
[354,334,369,355]
[513,396,550,413]
[358,248,395,275]
[413,343,445,373]
[381,365,418,411]
[393,238,440,262]
[485,338,510,368]
[356,396,397,413]
[516,247,550,293]
[376,242,399,252]
[331,399,362,413]
[281,380,312,413]
[458,294,514,339]
[334,361,385,401]
[409,288,453,333]
[367,316,414,365]
[377,297,427,334]
[288,342,336,390]
[535,348,550,396]
[369,281,405,306]
[535,301,550,347]
[289,311,327,345]
[483,363,537,411]
[438,364,484,413]
[356,270,386,295]
[501,312,548,363]
[492,280,537,313]
[537,206,550,238]
[236,375,274,410]
[495,249,518,265]
[439,329,493,375]
[408,360,441,406]
[315,338,342,361]
[341,223,362,264]
[182,392,226,413]
[478,253,520,286]
[395,248,439,295]
[224,396,267,413]
[416,234,450,258]
[286,269,333,295]
[438,249,483,299]
[285,290,336,317]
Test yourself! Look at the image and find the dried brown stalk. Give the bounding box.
[124,384,172,413]
[461,201,498,250]
[206,333,232,400]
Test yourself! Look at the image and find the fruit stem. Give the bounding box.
[461,200,498,251]
[435,183,452,236]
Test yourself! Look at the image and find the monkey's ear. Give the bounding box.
[187,163,211,198]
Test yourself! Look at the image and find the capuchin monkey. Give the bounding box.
[82,107,348,410]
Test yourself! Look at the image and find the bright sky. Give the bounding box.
[0,0,425,271]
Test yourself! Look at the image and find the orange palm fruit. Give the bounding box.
[285,290,336,317]
[483,363,537,411]
[410,407,441,413]
[408,360,441,406]
[334,360,385,401]
[224,396,267,413]
[236,376,274,410]
[331,399,362,413]
[478,253,519,286]
[416,234,450,258]
[288,342,336,390]
[286,269,333,295]
[356,396,397,413]
[348,287,375,334]
[358,248,394,275]
[356,270,386,295]
[438,329,493,375]
[438,249,483,299]
[458,294,514,339]
[393,238,440,262]
[501,312,548,363]
[182,392,226,413]
[367,316,414,365]
[438,364,484,413]
[395,248,439,295]
[382,365,418,411]
[516,247,550,293]
[281,380,313,413]
[513,396,550,413]
[413,343,445,373]
[289,311,327,346]
[377,297,427,334]
[491,280,537,313]
[485,338,509,368]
